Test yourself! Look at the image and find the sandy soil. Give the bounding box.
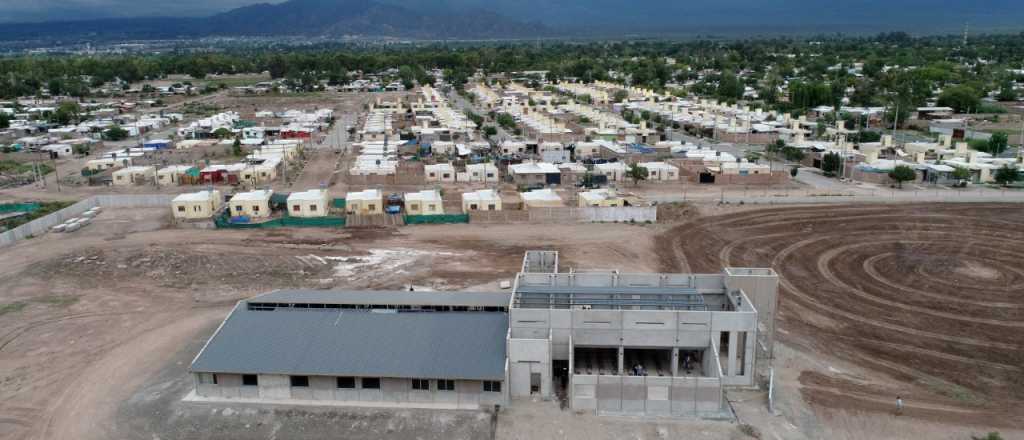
[657,203,1024,434]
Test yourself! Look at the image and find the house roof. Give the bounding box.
[231,189,273,202]
[173,191,216,203]
[191,305,508,381]
[288,189,328,202]
[249,289,511,307]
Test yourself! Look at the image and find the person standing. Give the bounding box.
[895,396,904,415]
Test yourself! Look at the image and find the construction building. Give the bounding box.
[189,252,778,418]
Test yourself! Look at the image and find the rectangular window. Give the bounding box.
[336,377,355,388]
[292,205,300,212]
[252,205,260,212]
[368,204,376,210]
[437,379,455,391]
[290,375,309,387]
[470,204,478,210]
[412,379,430,390]
[242,374,258,386]
[309,205,317,211]
[361,377,380,389]
[177,206,186,212]
[411,204,419,210]
[483,381,501,392]
[235,206,242,212]
[428,204,436,211]
[487,204,496,210]
[198,373,217,384]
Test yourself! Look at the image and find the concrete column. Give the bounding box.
[617,346,624,375]
[727,331,738,377]
[671,348,679,377]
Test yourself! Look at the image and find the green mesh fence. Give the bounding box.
[214,212,345,229]
[0,203,41,214]
[403,214,470,225]
[331,198,346,209]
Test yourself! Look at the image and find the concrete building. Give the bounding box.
[506,251,778,417]
[425,163,456,183]
[595,162,627,182]
[404,190,444,216]
[520,189,563,209]
[157,165,197,185]
[345,189,383,215]
[462,189,502,212]
[287,189,330,218]
[636,162,680,181]
[189,290,511,410]
[578,189,625,207]
[229,190,273,219]
[111,166,156,186]
[464,163,500,183]
[172,190,223,220]
[509,161,561,186]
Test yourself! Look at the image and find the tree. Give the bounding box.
[790,166,799,177]
[888,165,916,188]
[993,165,1019,186]
[627,163,649,186]
[997,82,1018,102]
[232,137,242,157]
[613,90,628,103]
[0,113,9,129]
[47,79,63,96]
[937,85,981,113]
[822,152,842,177]
[482,126,497,137]
[51,101,82,126]
[104,125,129,141]
[213,128,233,139]
[987,132,1009,156]
[952,166,971,181]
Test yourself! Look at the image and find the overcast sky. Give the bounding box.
[0,0,281,22]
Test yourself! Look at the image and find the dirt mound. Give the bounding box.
[661,203,1024,428]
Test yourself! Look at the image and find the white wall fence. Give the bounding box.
[0,194,175,248]
[471,206,657,224]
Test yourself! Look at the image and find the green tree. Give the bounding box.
[971,432,1004,440]
[627,163,649,186]
[104,125,129,141]
[937,85,981,113]
[613,90,629,103]
[213,127,233,139]
[952,166,971,181]
[482,126,497,137]
[0,113,9,129]
[888,165,916,188]
[993,165,1019,186]
[232,137,242,157]
[51,101,82,126]
[997,82,1018,102]
[987,132,1009,156]
[47,79,63,96]
[822,152,842,177]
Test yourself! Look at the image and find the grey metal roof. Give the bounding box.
[248,289,511,308]
[191,305,508,381]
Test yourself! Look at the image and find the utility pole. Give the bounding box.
[52,156,61,192]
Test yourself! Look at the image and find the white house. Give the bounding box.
[520,188,563,209]
[636,162,679,181]
[40,143,73,158]
[345,189,383,215]
[464,163,500,183]
[425,163,456,182]
[229,190,273,219]
[171,190,223,220]
[462,189,502,212]
[595,162,628,181]
[287,189,331,218]
[404,190,444,216]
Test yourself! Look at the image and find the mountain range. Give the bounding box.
[1,0,1022,42]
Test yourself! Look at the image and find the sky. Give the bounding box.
[0,0,281,22]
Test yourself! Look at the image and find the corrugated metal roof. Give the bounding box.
[249,290,511,308]
[191,306,507,381]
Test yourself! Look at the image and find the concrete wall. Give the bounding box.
[193,373,506,409]
[571,374,723,417]
[724,268,779,364]
[469,206,657,224]
[0,194,176,248]
[508,335,552,399]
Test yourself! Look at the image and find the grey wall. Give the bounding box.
[0,194,177,247]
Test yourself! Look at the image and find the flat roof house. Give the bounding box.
[594,162,627,181]
[425,163,456,183]
[464,163,499,183]
[509,161,561,186]
[520,188,563,209]
[157,165,198,185]
[404,190,444,216]
[345,189,383,215]
[578,188,625,208]
[637,162,679,181]
[172,190,223,220]
[229,189,273,219]
[189,290,510,410]
[111,166,156,186]
[462,189,502,212]
[287,189,330,218]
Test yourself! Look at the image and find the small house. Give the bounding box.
[464,163,499,182]
[520,188,563,209]
[157,165,198,185]
[171,190,223,220]
[143,139,172,149]
[287,189,330,218]
[40,143,73,158]
[404,190,444,215]
[229,189,273,219]
[85,158,126,172]
[636,162,679,181]
[345,189,383,215]
[509,161,561,186]
[578,188,625,208]
[425,163,456,182]
[462,189,502,212]
[112,166,156,186]
[595,162,627,181]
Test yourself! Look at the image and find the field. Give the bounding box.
[0,203,1021,440]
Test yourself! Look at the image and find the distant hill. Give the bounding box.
[0,0,550,42]
[0,0,1021,42]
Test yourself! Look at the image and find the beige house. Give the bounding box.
[345,189,383,215]
[637,162,679,181]
[464,163,500,183]
[171,190,223,220]
[404,190,444,215]
[112,166,156,186]
[578,189,625,207]
[229,189,273,219]
[425,163,456,182]
[594,162,627,181]
[520,188,563,209]
[86,158,127,172]
[287,189,330,218]
[462,189,502,212]
[157,165,195,185]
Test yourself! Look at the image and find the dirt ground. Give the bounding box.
[1,203,1022,440]
[657,203,1024,436]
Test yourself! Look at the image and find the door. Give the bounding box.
[530,373,541,394]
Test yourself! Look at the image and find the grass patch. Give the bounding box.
[0,302,27,316]
[0,200,75,231]
[0,160,53,176]
[918,377,982,405]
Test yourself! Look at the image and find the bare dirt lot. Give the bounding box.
[1,203,1021,440]
[658,203,1024,433]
